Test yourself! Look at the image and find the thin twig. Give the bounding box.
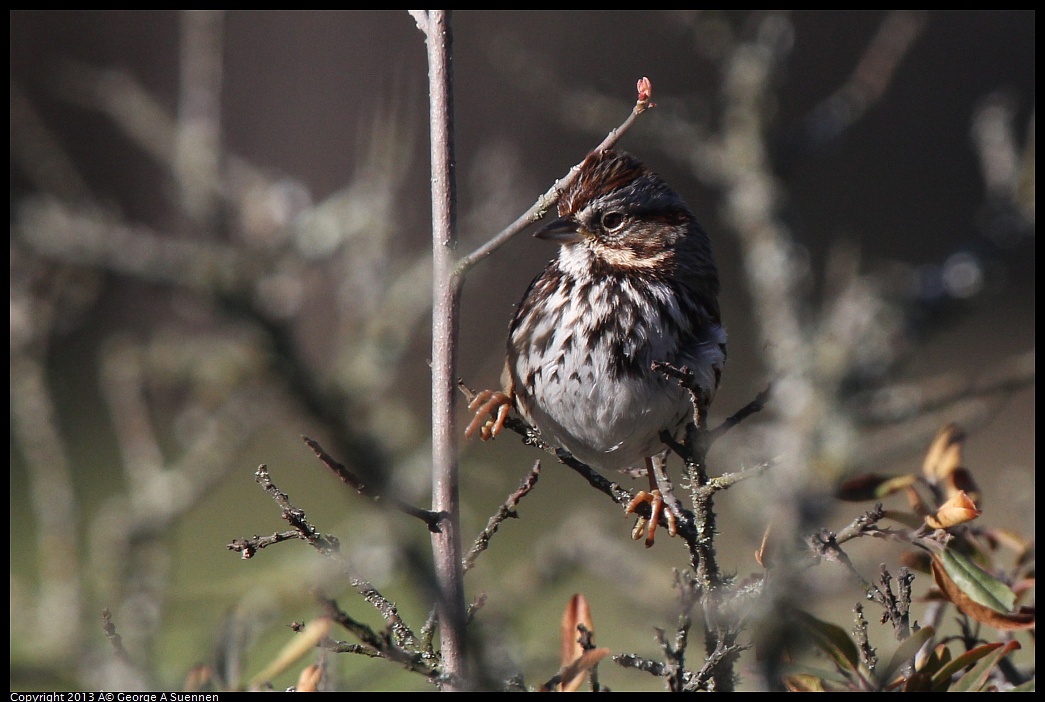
[868,566,914,642]
[227,530,310,559]
[512,414,697,541]
[101,609,131,664]
[226,465,339,558]
[686,640,748,692]
[707,384,772,446]
[302,436,444,532]
[807,529,871,590]
[834,504,888,545]
[351,578,420,650]
[853,604,878,674]
[614,652,667,678]
[463,461,541,573]
[321,595,441,681]
[453,78,655,278]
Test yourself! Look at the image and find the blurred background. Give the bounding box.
[10,10,1034,691]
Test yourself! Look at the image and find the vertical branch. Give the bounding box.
[175,10,225,224]
[714,17,813,691]
[412,9,468,689]
[10,354,83,659]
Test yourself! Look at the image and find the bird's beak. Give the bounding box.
[534,216,584,244]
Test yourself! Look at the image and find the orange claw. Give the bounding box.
[465,390,512,441]
[625,489,677,548]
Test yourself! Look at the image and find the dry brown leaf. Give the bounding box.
[558,594,597,692]
[755,522,772,567]
[922,424,964,484]
[296,663,322,692]
[925,490,982,529]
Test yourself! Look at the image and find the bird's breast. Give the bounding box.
[509,271,721,470]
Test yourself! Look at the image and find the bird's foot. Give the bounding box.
[625,489,678,548]
[465,389,512,440]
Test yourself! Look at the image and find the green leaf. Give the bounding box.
[930,642,1005,691]
[949,640,1021,692]
[796,611,862,673]
[836,473,916,501]
[879,626,935,685]
[940,548,1018,613]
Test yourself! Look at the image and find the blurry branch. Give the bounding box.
[695,19,820,689]
[797,11,926,149]
[55,60,179,166]
[851,349,1035,428]
[98,334,283,528]
[175,10,225,223]
[30,56,429,420]
[11,10,433,689]
[16,199,249,289]
[972,93,1036,228]
[707,383,772,447]
[90,333,285,674]
[845,373,1034,477]
[9,354,83,659]
[12,30,429,471]
[9,244,93,664]
[10,83,93,201]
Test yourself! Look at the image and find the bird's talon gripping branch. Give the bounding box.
[625,489,677,548]
[465,389,512,440]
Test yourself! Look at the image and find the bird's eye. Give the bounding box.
[601,211,625,231]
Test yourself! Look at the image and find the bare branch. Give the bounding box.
[302,436,444,531]
[454,78,656,277]
[175,10,225,222]
[708,384,772,446]
[797,11,927,148]
[226,464,340,557]
[101,609,131,664]
[9,354,82,657]
[852,350,1035,426]
[417,9,469,688]
[463,461,541,573]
